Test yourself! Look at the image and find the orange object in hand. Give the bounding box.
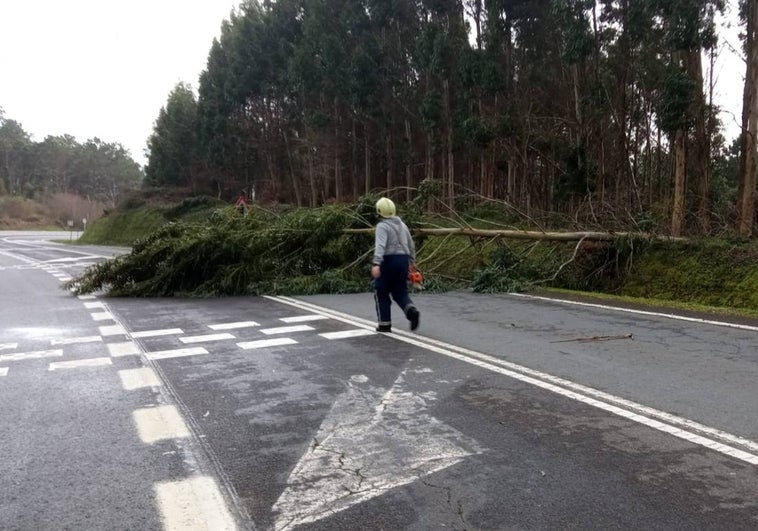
[408,264,423,289]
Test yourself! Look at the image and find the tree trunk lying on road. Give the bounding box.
[344,228,687,242]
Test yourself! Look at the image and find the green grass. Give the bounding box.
[541,287,758,319]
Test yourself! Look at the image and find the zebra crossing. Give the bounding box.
[0,302,378,378]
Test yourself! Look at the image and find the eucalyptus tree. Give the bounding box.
[28,135,79,194]
[0,116,32,196]
[145,82,199,190]
[738,0,758,236]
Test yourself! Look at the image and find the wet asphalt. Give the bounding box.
[2,232,758,530]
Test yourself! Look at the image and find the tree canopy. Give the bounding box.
[0,110,143,205]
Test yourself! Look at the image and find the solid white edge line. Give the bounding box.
[265,295,758,465]
[510,293,758,332]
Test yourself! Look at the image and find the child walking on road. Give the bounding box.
[371,197,420,333]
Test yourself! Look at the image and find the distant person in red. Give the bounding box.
[234,190,249,214]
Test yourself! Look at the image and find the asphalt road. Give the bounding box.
[2,231,758,530]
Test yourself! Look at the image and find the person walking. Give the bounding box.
[371,197,420,333]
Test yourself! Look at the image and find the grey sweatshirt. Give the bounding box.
[372,216,415,265]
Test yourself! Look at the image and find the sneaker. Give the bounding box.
[376,324,392,333]
[407,307,420,331]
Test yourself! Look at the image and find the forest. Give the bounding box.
[142,0,758,238]
[0,107,143,207]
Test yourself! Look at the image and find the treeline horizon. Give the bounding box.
[0,108,143,206]
[144,0,758,237]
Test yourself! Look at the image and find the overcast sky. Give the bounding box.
[0,1,239,167]
[0,1,747,170]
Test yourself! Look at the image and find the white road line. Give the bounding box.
[90,312,113,321]
[108,342,141,357]
[511,293,758,333]
[238,338,298,350]
[78,295,97,300]
[133,405,190,443]
[0,349,63,363]
[145,347,208,361]
[319,329,376,340]
[49,357,113,371]
[0,343,18,351]
[0,368,8,377]
[100,324,127,336]
[132,328,183,338]
[84,301,106,309]
[208,321,259,330]
[154,476,237,531]
[280,315,329,323]
[119,368,161,390]
[51,336,103,346]
[180,333,235,344]
[268,295,758,466]
[57,276,73,282]
[260,325,314,335]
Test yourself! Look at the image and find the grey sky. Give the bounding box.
[0,1,747,171]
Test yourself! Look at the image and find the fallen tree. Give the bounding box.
[345,227,687,242]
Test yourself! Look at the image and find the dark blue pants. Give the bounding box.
[374,254,415,327]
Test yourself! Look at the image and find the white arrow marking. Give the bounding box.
[272,372,482,530]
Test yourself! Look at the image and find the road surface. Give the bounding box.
[1,231,757,530]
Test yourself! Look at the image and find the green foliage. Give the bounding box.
[69,203,377,296]
[145,82,199,188]
[620,240,758,309]
[0,111,142,203]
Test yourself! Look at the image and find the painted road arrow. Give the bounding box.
[272,370,483,530]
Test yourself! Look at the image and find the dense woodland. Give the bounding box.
[141,0,758,237]
[6,1,758,239]
[0,108,142,207]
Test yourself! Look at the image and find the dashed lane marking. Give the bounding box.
[90,311,114,321]
[319,329,376,340]
[118,368,161,390]
[78,295,97,300]
[100,324,127,336]
[0,349,63,363]
[0,368,7,377]
[108,342,141,357]
[279,315,329,323]
[132,328,184,338]
[154,476,238,531]
[237,338,297,349]
[208,321,259,331]
[51,336,103,346]
[179,333,235,344]
[260,325,314,335]
[133,405,190,444]
[83,301,106,310]
[145,347,208,361]
[0,343,18,351]
[49,357,113,371]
